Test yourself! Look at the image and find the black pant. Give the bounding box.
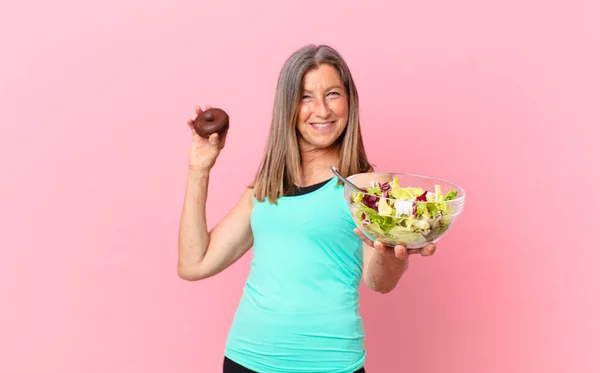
[224,356,366,373]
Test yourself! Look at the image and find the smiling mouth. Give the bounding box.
[310,121,335,130]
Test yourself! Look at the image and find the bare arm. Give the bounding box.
[355,228,436,293]
[361,242,408,294]
[177,169,254,281]
[177,105,254,281]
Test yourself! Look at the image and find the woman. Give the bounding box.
[177,44,437,373]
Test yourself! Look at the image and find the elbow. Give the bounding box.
[364,277,397,294]
[177,266,195,281]
[177,264,205,281]
[370,282,397,294]
[374,286,395,294]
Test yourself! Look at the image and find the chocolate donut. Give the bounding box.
[192,108,229,138]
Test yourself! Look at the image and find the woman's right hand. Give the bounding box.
[186,105,229,172]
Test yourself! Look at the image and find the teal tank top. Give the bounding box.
[224,177,366,373]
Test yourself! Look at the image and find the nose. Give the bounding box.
[314,97,332,118]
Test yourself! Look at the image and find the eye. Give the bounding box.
[328,91,340,97]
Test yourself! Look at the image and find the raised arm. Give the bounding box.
[177,169,254,281]
[176,106,254,281]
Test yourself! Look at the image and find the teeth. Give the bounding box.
[312,122,332,127]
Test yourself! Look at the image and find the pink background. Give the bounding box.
[1,1,599,372]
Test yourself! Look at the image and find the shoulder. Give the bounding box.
[235,186,255,210]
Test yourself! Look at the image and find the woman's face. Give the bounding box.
[296,64,349,152]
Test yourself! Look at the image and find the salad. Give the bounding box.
[350,178,458,246]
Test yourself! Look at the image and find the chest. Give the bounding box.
[251,187,353,241]
[249,185,363,279]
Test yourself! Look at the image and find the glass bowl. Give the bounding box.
[343,172,465,249]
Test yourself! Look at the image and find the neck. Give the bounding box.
[298,145,340,187]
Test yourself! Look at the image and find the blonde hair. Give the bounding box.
[252,44,373,204]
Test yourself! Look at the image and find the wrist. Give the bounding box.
[374,249,409,269]
[188,166,210,176]
[187,167,210,184]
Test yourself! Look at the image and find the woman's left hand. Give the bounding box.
[353,228,436,260]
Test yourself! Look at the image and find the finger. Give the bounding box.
[195,106,203,115]
[394,245,409,260]
[186,120,198,137]
[206,104,213,109]
[407,244,436,256]
[422,244,436,256]
[373,240,389,255]
[353,228,374,247]
[208,132,219,144]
